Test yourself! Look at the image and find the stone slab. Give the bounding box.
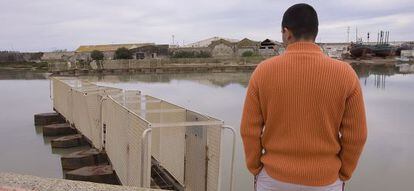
[34,112,65,126]
[65,165,119,185]
[43,123,77,136]
[61,149,109,170]
[51,134,86,148]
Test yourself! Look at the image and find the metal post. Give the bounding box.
[347,26,350,43]
[222,125,236,191]
[49,78,52,100]
[68,88,73,123]
[100,96,108,149]
[141,128,152,187]
[355,27,358,42]
[377,32,379,45]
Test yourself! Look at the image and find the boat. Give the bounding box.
[371,44,395,57]
[349,43,372,58]
[367,30,395,57]
[349,29,372,58]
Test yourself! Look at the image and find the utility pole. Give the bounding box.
[347,26,350,43]
[172,35,175,46]
[355,27,358,42]
[377,31,379,45]
[385,31,390,44]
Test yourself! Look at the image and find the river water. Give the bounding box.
[0,64,413,191]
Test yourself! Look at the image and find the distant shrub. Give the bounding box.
[91,50,104,60]
[242,51,255,57]
[172,51,195,58]
[197,51,211,58]
[172,51,211,58]
[114,47,132,59]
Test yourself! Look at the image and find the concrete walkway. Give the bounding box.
[0,172,163,191]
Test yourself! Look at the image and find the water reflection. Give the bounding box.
[82,72,251,88]
[0,79,62,178]
[0,69,49,80]
[0,78,90,179]
[352,64,414,90]
[353,65,390,89]
[396,63,414,73]
[83,64,413,91]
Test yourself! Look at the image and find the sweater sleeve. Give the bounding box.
[240,70,264,176]
[339,76,368,181]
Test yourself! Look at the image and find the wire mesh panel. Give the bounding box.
[52,77,73,119]
[186,111,222,191]
[184,124,207,191]
[206,125,222,191]
[71,89,91,136]
[144,96,223,191]
[124,90,142,114]
[108,90,142,115]
[144,95,186,185]
[144,96,162,164]
[67,83,121,149]
[52,77,94,124]
[103,97,150,186]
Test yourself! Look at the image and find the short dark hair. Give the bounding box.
[282,3,319,40]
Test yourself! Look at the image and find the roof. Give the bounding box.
[208,39,235,48]
[260,39,283,46]
[75,43,155,52]
[237,38,260,47]
[183,37,239,48]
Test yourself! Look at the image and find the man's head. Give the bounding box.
[281,3,319,45]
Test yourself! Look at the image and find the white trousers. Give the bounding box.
[256,169,344,191]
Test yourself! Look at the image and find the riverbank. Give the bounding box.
[0,62,49,71]
[1,56,410,77]
[49,57,263,76]
[343,57,411,66]
[0,172,163,191]
[50,56,407,76]
[0,62,50,79]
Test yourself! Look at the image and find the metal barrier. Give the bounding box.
[102,96,150,186]
[52,77,122,149]
[50,77,235,191]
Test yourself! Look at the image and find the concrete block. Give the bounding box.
[61,149,109,170]
[34,112,65,126]
[65,165,119,185]
[43,123,77,136]
[51,134,87,148]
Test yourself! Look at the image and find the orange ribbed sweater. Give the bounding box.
[240,42,367,186]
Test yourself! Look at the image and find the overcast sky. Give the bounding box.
[1,0,413,52]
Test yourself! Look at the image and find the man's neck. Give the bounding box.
[284,39,315,47]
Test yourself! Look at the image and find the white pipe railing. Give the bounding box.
[140,123,236,191]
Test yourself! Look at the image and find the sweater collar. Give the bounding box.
[285,42,323,54]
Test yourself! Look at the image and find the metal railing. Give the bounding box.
[50,77,235,191]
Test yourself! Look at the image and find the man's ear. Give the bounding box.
[284,27,293,41]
